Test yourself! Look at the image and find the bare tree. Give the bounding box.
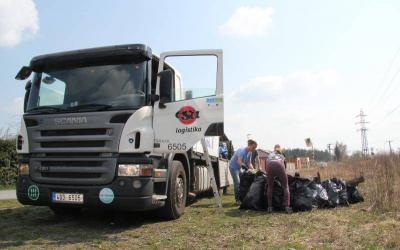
[334,142,348,161]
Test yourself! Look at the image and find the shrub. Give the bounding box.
[0,139,17,186]
[298,155,400,212]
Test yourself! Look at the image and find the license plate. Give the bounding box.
[51,192,84,204]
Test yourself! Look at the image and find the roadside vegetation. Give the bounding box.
[0,140,399,248]
[0,138,17,188]
[0,155,399,249]
[299,154,400,212]
[0,184,15,191]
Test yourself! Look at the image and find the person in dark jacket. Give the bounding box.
[266,158,292,213]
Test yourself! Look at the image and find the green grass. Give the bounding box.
[0,184,15,191]
[0,191,399,249]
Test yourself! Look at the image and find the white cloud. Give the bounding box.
[8,97,24,116]
[0,0,39,47]
[219,6,274,37]
[0,96,23,119]
[0,97,23,136]
[229,69,337,104]
[224,69,341,150]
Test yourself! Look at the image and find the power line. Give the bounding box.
[356,109,369,156]
[368,101,400,129]
[370,66,400,114]
[369,45,400,113]
[380,67,400,101]
[384,103,400,119]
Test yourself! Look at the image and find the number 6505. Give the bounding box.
[167,143,187,150]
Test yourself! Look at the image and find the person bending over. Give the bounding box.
[266,158,292,213]
[274,144,287,169]
[229,139,258,205]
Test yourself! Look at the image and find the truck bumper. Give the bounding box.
[16,175,165,211]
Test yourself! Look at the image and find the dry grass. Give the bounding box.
[0,195,399,249]
[0,155,399,248]
[298,154,400,212]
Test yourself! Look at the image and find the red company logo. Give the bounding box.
[175,106,200,125]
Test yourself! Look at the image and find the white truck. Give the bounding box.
[14,44,229,219]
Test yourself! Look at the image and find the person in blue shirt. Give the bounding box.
[248,148,260,170]
[219,142,228,159]
[229,139,258,204]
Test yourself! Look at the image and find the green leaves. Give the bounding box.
[0,139,17,186]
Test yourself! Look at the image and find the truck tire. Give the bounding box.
[50,206,81,217]
[158,160,187,220]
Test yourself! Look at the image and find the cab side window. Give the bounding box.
[164,55,217,101]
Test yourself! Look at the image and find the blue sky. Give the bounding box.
[1,0,400,153]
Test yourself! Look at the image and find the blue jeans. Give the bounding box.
[229,166,241,202]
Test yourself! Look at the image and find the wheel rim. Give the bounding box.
[176,176,185,206]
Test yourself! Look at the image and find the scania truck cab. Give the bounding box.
[15,44,226,219]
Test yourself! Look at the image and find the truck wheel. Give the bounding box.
[158,160,187,220]
[50,206,81,217]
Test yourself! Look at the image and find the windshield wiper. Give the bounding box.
[27,106,63,114]
[64,103,113,112]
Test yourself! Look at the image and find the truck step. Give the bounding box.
[152,195,167,200]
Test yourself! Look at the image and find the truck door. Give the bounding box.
[153,50,223,153]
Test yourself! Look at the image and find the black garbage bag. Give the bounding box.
[293,186,317,212]
[321,180,340,207]
[240,176,286,211]
[331,178,349,206]
[287,174,296,185]
[271,179,285,211]
[240,174,267,210]
[239,171,256,201]
[289,176,313,189]
[310,182,330,208]
[289,177,317,212]
[346,185,364,204]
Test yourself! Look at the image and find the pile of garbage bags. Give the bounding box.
[239,171,364,212]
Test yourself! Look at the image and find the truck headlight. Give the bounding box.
[118,164,153,177]
[18,163,29,175]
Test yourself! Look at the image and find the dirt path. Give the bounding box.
[0,190,16,200]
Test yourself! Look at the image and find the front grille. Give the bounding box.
[41,173,102,178]
[32,126,115,184]
[25,111,130,185]
[30,157,117,185]
[44,152,102,157]
[41,128,107,136]
[42,161,103,167]
[41,141,106,148]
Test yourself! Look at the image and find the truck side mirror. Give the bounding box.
[24,80,32,112]
[158,69,174,109]
[15,66,32,80]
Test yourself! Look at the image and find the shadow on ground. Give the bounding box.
[0,205,163,248]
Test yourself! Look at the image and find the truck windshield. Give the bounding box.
[27,62,147,113]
